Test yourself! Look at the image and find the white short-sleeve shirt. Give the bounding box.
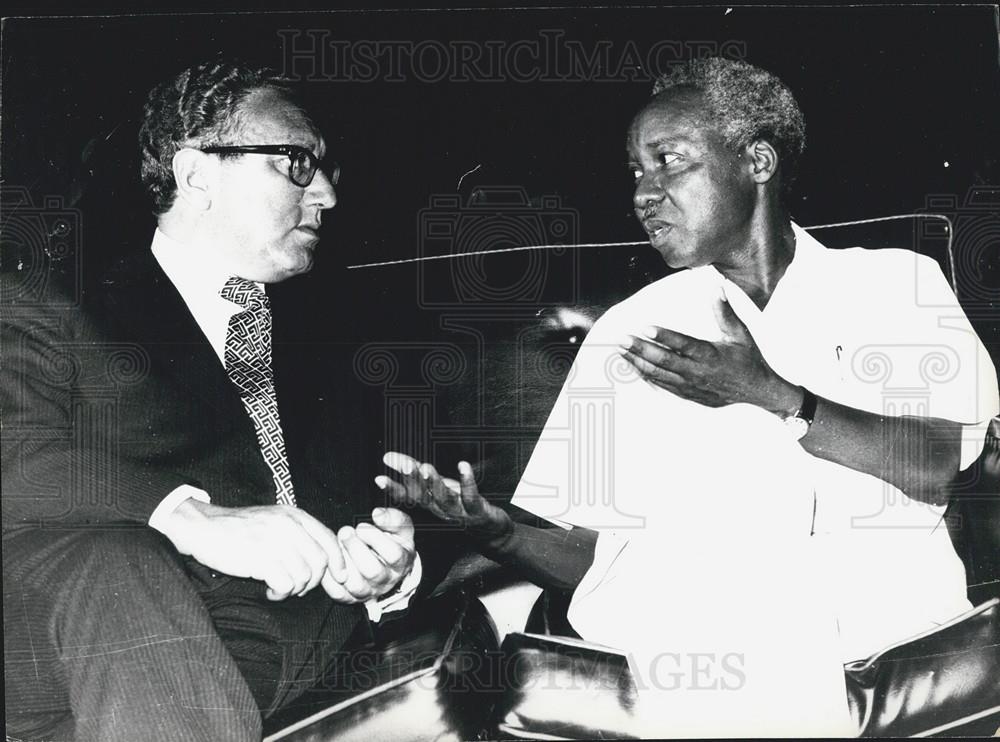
[511,222,998,726]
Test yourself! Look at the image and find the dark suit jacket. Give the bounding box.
[3,249,385,534]
[2,249,421,728]
[2,249,467,619]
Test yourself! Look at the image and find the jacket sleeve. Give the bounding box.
[2,297,190,534]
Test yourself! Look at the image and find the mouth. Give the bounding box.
[297,225,321,241]
[641,218,672,241]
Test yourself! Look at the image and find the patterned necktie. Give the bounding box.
[220,277,296,506]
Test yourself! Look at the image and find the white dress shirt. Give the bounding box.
[146,228,420,619]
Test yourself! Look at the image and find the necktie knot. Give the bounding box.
[220,276,269,311]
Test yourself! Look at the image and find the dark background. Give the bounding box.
[3,5,999,494]
[3,6,998,266]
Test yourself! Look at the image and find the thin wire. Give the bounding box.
[345,241,647,269]
[345,213,958,297]
[803,214,956,296]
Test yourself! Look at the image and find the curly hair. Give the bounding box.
[139,59,297,215]
[651,57,806,198]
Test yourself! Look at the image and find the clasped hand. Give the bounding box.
[164,500,415,603]
[618,293,789,410]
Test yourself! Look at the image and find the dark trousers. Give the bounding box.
[3,526,366,742]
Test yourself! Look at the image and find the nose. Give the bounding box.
[306,168,337,210]
[633,171,664,213]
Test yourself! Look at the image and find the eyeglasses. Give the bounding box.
[199,144,340,188]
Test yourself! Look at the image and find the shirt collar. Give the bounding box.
[150,228,264,306]
[709,221,826,315]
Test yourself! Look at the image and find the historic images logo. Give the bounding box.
[280,30,746,84]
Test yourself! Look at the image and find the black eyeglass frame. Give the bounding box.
[199,144,340,188]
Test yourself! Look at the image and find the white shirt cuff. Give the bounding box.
[148,484,211,534]
[365,552,423,623]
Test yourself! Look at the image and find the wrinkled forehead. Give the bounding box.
[626,88,718,155]
[237,87,326,156]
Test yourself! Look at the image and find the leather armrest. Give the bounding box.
[263,591,502,742]
[845,597,1000,737]
[497,598,1000,739]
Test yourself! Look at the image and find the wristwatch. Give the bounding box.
[783,386,817,441]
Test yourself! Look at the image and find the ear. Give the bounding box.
[170,147,215,210]
[744,139,779,186]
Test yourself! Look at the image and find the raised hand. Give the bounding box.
[377,452,513,545]
[618,292,800,414]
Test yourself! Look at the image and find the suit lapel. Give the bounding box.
[100,249,244,417]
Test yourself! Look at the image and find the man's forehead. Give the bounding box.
[627,90,716,152]
[238,88,325,153]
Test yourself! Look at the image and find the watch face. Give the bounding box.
[784,415,810,441]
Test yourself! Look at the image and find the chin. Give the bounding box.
[274,247,316,279]
[654,243,691,270]
[653,233,701,270]
[286,258,314,278]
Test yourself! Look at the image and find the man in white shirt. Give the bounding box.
[3,59,421,741]
[379,56,999,736]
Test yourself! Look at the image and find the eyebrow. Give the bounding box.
[626,132,696,158]
[625,134,697,165]
[643,134,695,148]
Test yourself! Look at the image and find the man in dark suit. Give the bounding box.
[3,59,421,741]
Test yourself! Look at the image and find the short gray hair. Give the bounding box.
[139,58,297,215]
[652,57,806,197]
